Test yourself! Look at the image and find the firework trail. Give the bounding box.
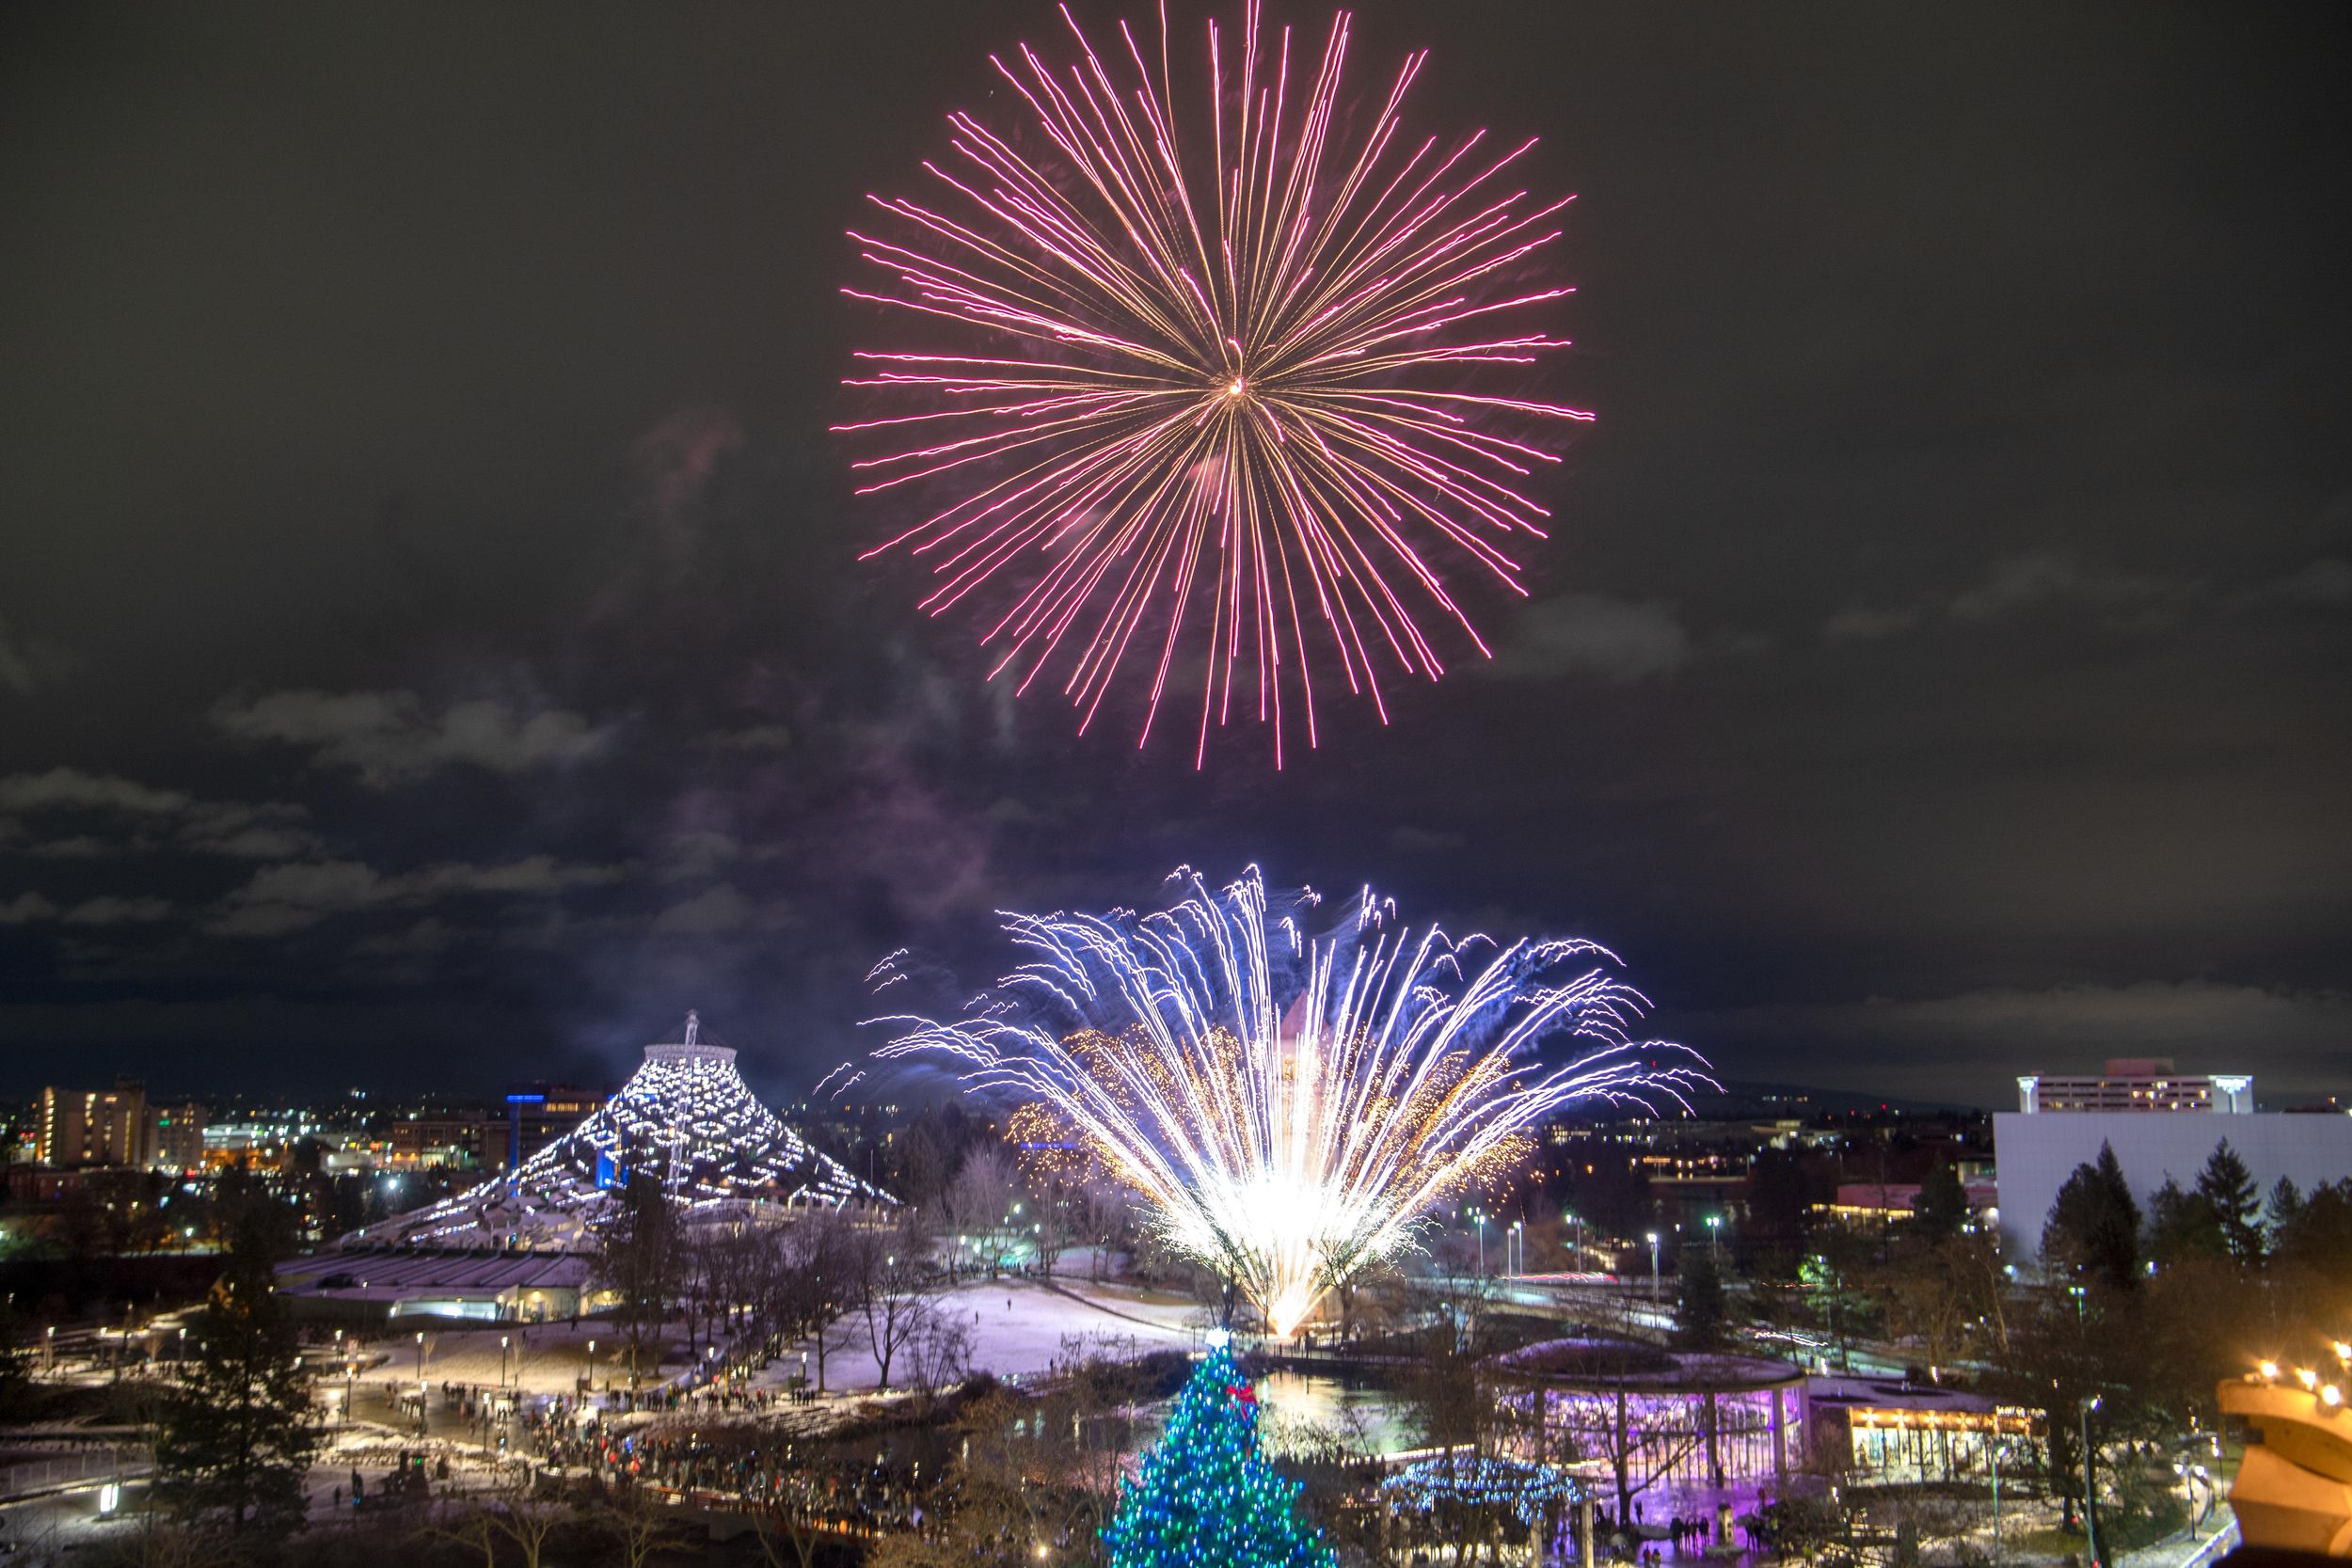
[839,2,1589,766]
[871,866,1708,1337]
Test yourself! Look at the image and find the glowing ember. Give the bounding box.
[873,867,1708,1337]
[839,2,1589,765]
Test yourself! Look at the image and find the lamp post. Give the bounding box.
[1645,1231,1661,1303]
[2080,1394,2102,1568]
[501,1334,511,1391]
[1509,1220,1524,1277]
[414,1329,424,1383]
[1470,1208,1486,1276]
[1566,1212,1583,1272]
[1706,1213,1723,1263]
[586,1338,597,1394]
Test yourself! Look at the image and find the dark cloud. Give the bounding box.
[2257,558,2352,609]
[206,854,627,938]
[0,893,61,926]
[0,618,72,696]
[1485,592,1693,682]
[0,768,321,861]
[1946,552,2199,630]
[212,689,617,786]
[59,895,175,927]
[0,621,37,696]
[0,768,188,816]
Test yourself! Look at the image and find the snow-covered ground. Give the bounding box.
[384,1318,633,1398]
[755,1274,1216,1393]
[364,1274,1216,1402]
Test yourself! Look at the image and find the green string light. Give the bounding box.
[1103,1339,1335,1568]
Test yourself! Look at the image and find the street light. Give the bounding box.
[2081,1393,2103,1568]
[1706,1213,1723,1262]
[1645,1231,1661,1302]
[414,1329,425,1384]
[1470,1208,1487,1276]
[1509,1219,1524,1277]
[501,1334,511,1390]
[586,1338,597,1393]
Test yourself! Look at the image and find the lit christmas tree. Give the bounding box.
[1103,1334,1336,1568]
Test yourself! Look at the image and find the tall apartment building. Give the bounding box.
[2013,1057,2253,1115]
[148,1101,210,1170]
[38,1080,149,1168]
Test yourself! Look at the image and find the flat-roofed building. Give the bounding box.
[386,1115,508,1172]
[38,1081,148,1168]
[2013,1057,2252,1116]
[147,1101,209,1171]
[1994,1062,2351,1258]
[501,1083,602,1172]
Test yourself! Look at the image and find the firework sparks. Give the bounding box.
[872,866,1708,1338]
[838,2,1590,766]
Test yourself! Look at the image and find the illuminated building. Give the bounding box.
[146,1101,209,1172]
[342,1011,879,1254]
[2013,1058,2251,1115]
[1994,1061,2352,1257]
[284,1013,880,1321]
[385,1114,508,1172]
[501,1082,601,1170]
[2221,1362,2352,1554]
[1485,1339,1808,1508]
[37,1080,147,1168]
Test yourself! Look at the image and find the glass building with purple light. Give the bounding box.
[1483,1339,1807,1520]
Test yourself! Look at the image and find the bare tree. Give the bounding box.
[869,1348,1154,1568]
[1511,1331,1707,1528]
[945,1147,1021,1277]
[1073,1176,1133,1282]
[596,1476,689,1568]
[1396,1270,1503,1464]
[857,1211,947,1389]
[769,1205,862,1394]
[421,1465,566,1568]
[902,1303,973,1403]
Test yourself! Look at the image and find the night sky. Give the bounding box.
[4,3,2347,1109]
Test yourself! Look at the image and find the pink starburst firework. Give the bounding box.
[838,1,1589,766]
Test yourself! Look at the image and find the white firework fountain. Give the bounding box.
[356,1011,878,1252]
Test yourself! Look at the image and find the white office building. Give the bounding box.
[1994,1064,2352,1258]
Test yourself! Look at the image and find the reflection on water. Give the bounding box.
[1251,1369,1419,1459]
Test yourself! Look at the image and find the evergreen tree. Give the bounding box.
[1677,1248,1728,1349]
[2144,1178,2222,1265]
[2272,1180,2352,1288]
[153,1184,318,1534]
[1912,1157,1970,1243]
[2194,1140,2263,1266]
[1103,1338,1333,1568]
[2042,1142,2141,1290]
[596,1171,681,1385]
[2265,1177,2304,1241]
